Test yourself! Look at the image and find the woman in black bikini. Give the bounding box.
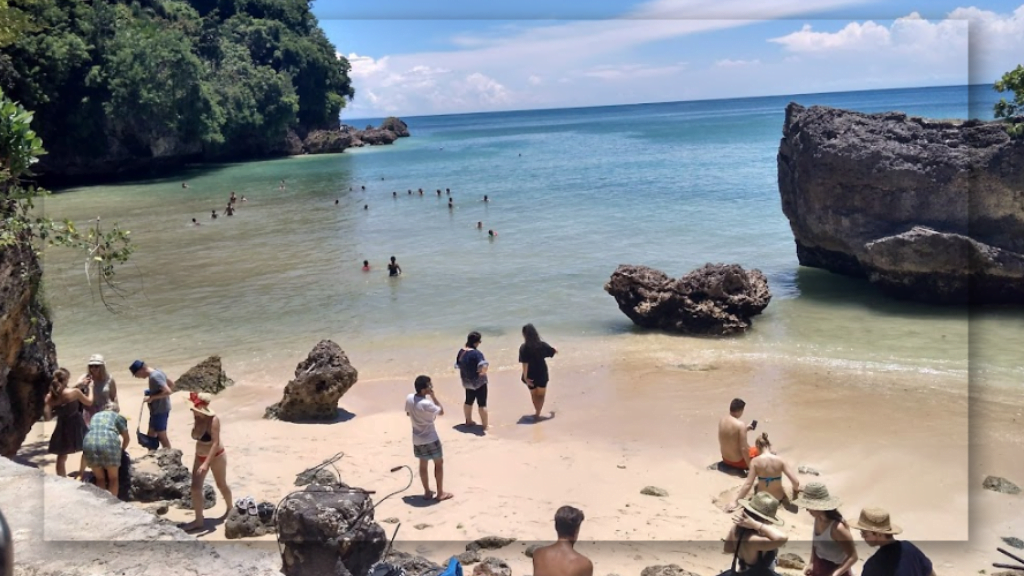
[180,392,232,532]
[723,492,788,575]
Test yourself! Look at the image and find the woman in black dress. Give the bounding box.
[518,323,557,420]
[44,368,93,477]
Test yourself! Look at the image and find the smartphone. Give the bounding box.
[751,420,758,430]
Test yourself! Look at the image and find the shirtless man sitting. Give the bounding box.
[533,506,593,576]
[718,398,755,474]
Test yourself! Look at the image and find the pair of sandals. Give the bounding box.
[235,497,273,521]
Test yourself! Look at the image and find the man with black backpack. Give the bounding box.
[456,331,489,431]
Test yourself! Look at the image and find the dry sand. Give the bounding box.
[21,352,1024,575]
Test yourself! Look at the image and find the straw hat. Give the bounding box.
[791,482,842,511]
[88,354,106,366]
[188,392,216,417]
[738,492,785,526]
[850,507,902,535]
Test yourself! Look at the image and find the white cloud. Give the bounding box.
[347,53,390,78]
[715,58,761,67]
[580,63,688,80]
[528,75,543,86]
[769,21,892,51]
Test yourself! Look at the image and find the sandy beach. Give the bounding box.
[20,349,1023,575]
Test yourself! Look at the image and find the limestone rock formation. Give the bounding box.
[1,456,281,574]
[473,557,512,576]
[640,565,701,576]
[130,448,216,509]
[380,117,411,137]
[604,264,771,336]
[277,483,387,576]
[265,340,359,421]
[224,502,277,539]
[0,242,58,457]
[385,550,444,576]
[175,355,235,394]
[778,103,1024,304]
[467,536,517,552]
[983,475,1021,495]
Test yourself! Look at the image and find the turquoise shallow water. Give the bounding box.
[41,85,1021,387]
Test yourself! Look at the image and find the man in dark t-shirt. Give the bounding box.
[852,507,936,576]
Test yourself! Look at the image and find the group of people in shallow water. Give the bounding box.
[43,356,232,532]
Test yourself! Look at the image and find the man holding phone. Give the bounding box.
[717,398,757,474]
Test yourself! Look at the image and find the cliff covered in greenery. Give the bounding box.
[0,0,372,184]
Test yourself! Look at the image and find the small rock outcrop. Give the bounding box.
[467,536,517,552]
[797,465,820,476]
[129,448,215,509]
[640,565,701,576]
[604,264,771,336]
[640,486,669,497]
[459,550,483,564]
[473,557,512,576]
[380,117,410,137]
[174,355,234,394]
[0,242,58,457]
[265,340,359,421]
[277,483,387,576]
[300,118,410,154]
[225,502,277,539]
[983,475,1021,495]
[778,103,1024,304]
[386,550,443,576]
[778,552,806,569]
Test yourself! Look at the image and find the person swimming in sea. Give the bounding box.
[477,221,483,229]
[240,195,247,203]
[210,210,217,220]
[335,199,339,205]
[488,229,498,238]
[364,204,368,210]
[448,198,454,210]
[361,185,365,190]
[446,188,450,196]
[362,260,371,272]
[192,218,200,226]
[393,191,398,198]
[223,205,235,217]
[229,191,237,205]
[483,195,489,202]
[182,182,189,189]
[387,256,402,277]
[437,189,442,196]
[408,189,412,195]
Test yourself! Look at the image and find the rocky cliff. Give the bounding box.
[36,117,411,188]
[777,103,1024,304]
[0,242,57,457]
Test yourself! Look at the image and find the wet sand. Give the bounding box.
[23,352,1023,575]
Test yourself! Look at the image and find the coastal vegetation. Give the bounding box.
[994,64,1024,136]
[0,0,355,178]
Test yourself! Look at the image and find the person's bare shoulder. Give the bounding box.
[572,554,594,576]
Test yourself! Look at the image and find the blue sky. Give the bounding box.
[312,0,1024,118]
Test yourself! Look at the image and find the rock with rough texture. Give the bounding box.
[778,552,806,569]
[983,475,1021,495]
[1,456,282,574]
[797,465,820,476]
[277,483,387,576]
[640,565,701,576]
[295,463,345,487]
[778,103,1024,304]
[640,486,669,497]
[473,557,512,576]
[0,241,58,457]
[380,117,411,138]
[386,550,444,576]
[303,128,357,154]
[459,550,483,564]
[265,340,359,421]
[467,536,517,552]
[130,448,215,509]
[604,264,771,336]
[1002,536,1024,549]
[224,503,276,539]
[174,355,235,394]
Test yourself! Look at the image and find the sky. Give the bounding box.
[311,0,1024,118]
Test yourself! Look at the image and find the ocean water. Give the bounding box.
[40,85,1021,388]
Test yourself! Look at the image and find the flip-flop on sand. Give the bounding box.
[247,498,259,516]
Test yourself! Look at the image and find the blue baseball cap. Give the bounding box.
[129,360,145,375]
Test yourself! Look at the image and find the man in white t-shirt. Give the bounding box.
[405,375,453,502]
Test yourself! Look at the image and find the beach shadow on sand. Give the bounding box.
[10,439,50,468]
[178,516,227,538]
[516,412,556,425]
[286,408,357,424]
[401,494,444,508]
[707,461,748,479]
[451,423,485,436]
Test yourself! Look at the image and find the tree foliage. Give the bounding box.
[0,0,354,169]
[0,88,134,310]
[994,64,1024,137]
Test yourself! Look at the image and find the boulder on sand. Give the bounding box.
[277,484,387,576]
[265,340,359,421]
[174,355,234,394]
[604,263,771,336]
[129,448,215,509]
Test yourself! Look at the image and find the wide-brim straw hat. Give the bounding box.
[88,354,106,366]
[189,392,216,417]
[791,482,842,510]
[739,492,785,526]
[850,507,903,535]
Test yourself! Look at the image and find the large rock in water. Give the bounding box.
[265,340,359,421]
[175,355,235,394]
[604,264,771,335]
[778,103,1024,304]
[277,484,388,576]
[0,241,58,457]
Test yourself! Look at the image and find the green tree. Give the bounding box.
[994,64,1024,137]
[0,88,133,310]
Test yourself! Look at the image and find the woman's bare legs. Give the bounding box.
[210,454,232,519]
[104,466,119,498]
[55,454,68,477]
[181,456,209,531]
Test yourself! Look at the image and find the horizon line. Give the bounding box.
[341,82,998,123]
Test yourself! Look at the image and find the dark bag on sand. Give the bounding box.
[716,538,741,576]
[118,450,132,501]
